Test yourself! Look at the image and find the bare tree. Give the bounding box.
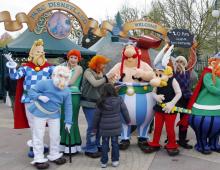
[119,4,143,36]
[147,0,218,56]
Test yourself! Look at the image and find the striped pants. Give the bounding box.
[189,115,220,152]
[120,92,155,140]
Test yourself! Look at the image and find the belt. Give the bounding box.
[34,101,59,115]
[118,85,153,96]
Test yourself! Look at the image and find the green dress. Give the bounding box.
[60,66,82,154]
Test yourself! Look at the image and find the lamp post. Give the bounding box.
[212,0,220,53]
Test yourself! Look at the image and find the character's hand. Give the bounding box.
[4,53,17,69]
[38,96,50,103]
[106,73,119,83]
[65,123,71,133]
[133,68,144,78]
[176,114,189,131]
[154,94,165,103]
[163,101,175,113]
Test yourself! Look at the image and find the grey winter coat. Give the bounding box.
[93,96,131,137]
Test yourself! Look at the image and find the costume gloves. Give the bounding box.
[4,53,18,69]
[65,123,71,133]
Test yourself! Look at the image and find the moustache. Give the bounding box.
[160,80,168,87]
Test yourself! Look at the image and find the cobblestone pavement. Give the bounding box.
[0,101,220,170]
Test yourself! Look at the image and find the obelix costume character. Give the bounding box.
[107,44,155,150]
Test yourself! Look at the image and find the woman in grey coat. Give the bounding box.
[93,83,130,168]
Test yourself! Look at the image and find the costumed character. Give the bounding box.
[28,66,72,169]
[60,49,83,154]
[188,52,220,154]
[173,56,193,149]
[143,45,182,156]
[80,55,115,158]
[107,44,155,150]
[4,39,53,157]
[130,35,162,64]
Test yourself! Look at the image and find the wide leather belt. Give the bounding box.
[34,101,59,114]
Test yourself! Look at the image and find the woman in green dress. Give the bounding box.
[60,49,83,154]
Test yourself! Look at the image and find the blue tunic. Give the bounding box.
[28,79,73,125]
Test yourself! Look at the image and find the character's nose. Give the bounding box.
[149,78,161,87]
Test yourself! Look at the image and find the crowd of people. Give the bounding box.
[4,39,220,169]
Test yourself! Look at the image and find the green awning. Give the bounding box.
[7,29,96,56]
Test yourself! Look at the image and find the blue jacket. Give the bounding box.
[28,79,73,124]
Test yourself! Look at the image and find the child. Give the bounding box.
[92,83,130,168]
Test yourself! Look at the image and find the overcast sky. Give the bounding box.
[0,0,153,37]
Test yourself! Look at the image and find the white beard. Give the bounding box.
[53,77,69,90]
[174,64,186,74]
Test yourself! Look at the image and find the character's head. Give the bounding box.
[28,39,46,66]
[88,55,110,74]
[67,49,81,67]
[150,66,173,87]
[120,44,141,76]
[52,66,71,90]
[208,57,220,84]
[174,56,188,74]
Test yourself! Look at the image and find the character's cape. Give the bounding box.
[14,62,51,129]
[187,67,212,109]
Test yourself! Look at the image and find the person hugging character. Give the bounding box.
[60,49,83,154]
[80,55,116,158]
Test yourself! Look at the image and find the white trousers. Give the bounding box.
[31,116,62,164]
[24,103,33,147]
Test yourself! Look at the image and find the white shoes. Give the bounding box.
[100,161,119,168]
[100,163,107,168]
[112,161,119,167]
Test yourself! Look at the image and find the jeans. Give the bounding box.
[101,136,119,164]
[82,107,100,153]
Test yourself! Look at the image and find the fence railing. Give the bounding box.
[194,56,209,74]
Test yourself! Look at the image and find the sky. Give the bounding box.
[0,0,153,37]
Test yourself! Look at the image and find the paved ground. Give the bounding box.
[0,100,220,170]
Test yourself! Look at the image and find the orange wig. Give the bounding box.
[88,55,110,70]
[67,49,81,61]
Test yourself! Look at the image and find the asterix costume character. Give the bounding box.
[188,52,220,154]
[4,39,53,157]
[143,45,182,156]
[60,49,83,154]
[107,44,155,150]
[28,66,72,169]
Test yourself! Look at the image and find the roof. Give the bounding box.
[7,29,96,56]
